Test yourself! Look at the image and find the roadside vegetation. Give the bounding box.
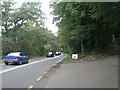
[62,55,72,63]
[62,50,116,63]
[0,60,4,64]
[50,2,119,60]
[1,1,119,62]
[1,1,60,58]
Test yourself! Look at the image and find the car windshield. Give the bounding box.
[7,53,20,56]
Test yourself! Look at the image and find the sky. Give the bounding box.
[13,0,58,34]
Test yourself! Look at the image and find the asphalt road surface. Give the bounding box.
[46,55,118,88]
[34,54,118,88]
[1,53,67,88]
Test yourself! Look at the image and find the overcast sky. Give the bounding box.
[13,0,58,34]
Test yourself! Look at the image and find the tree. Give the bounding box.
[2,1,16,36]
[2,1,44,37]
[50,2,119,54]
[2,1,58,57]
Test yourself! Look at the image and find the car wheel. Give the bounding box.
[5,62,8,65]
[19,60,22,65]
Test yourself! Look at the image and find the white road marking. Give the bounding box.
[0,54,67,74]
[37,76,42,81]
[56,60,61,63]
[0,56,58,74]
[44,72,47,75]
[28,85,33,89]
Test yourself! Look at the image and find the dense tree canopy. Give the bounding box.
[1,1,119,57]
[50,2,119,54]
[2,1,58,57]
[2,1,44,36]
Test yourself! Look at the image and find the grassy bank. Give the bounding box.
[0,60,4,64]
[62,47,118,63]
[62,52,116,63]
[62,55,73,63]
[62,54,85,63]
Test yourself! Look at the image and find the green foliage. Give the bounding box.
[2,36,21,55]
[51,2,119,54]
[2,1,44,36]
[2,1,59,57]
[62,55,72,63]
[2,20,57,57]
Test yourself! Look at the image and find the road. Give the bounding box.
[34,54,118,88]
[1,53,67,88]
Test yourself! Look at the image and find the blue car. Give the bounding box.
[4,52,29,65]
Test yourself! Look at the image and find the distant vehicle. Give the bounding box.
[4,52,29,65]
[56,52,61,56]
[55,52,59,55]
[58,52,62,55]
[46,52,54,57]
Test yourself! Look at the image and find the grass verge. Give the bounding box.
[62,55,73,63]
[62,53,112,63]
[0,60,4,64]
[62,46,117,63]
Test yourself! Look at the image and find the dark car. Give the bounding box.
[55,52,59,56]
[58,52,61,55]
[46,52,54,57]
[4,52,29,65]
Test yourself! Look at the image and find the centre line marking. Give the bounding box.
[0,56,59,74]
[0,54,67,74]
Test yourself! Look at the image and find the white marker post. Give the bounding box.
[72,54,78,60]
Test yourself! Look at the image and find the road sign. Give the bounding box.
[72,54,78,59]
